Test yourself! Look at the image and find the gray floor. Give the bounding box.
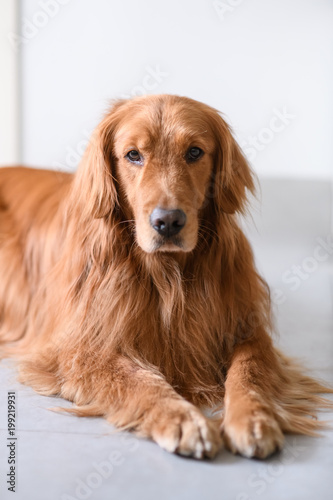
[0,178,332,500]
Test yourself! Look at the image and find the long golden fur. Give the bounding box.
[0,94,331,459]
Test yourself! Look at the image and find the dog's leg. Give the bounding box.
[62,356,222,459]
[222,333,285,459]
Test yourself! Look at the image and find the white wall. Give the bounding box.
[18,0,333,180]
[0,0,20,165]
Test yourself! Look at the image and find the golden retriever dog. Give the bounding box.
[0,94,331,459]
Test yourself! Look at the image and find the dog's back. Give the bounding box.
[0,167,72,345]
[0,166,71,225]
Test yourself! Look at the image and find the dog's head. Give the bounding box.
[80,95,254,253]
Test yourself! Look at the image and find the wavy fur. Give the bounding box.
[0,95,331,459]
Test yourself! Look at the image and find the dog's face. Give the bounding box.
[87,95,254,254]
[113,98,217,253]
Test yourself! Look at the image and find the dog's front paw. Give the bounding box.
[149,400,222,459]
[222,410,284,459]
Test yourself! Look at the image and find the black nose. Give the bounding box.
[150,208,187,237]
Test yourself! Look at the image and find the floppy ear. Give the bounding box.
[209,110,255,215]
[74,100,126,219]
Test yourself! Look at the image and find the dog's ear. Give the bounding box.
[209,109,255,215]
[76,100,126,219]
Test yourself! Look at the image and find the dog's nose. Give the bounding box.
[150,208,187,237]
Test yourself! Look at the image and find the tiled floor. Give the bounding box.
[0,179,332,500]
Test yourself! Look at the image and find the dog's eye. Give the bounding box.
[126,150,142,164]
[186,147,204,162]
